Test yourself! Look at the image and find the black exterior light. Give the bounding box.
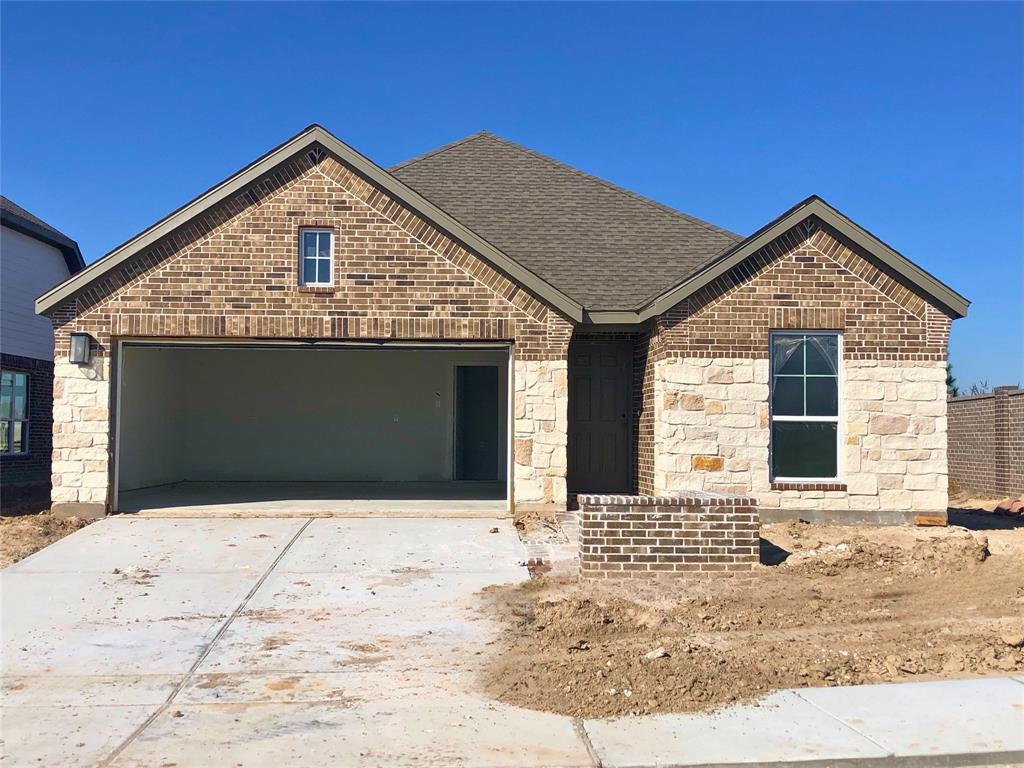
[69,333,91,365]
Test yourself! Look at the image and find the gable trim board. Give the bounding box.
[588,197,969,323]
[35,127,967,325]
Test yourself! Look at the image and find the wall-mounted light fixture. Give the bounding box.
[69,333,92,365]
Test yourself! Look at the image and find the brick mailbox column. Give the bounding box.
[577,493,759,578]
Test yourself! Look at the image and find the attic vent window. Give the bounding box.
[299,229,333,286]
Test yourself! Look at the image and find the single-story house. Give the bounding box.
[35,125,968,521]
[2,196,85,504]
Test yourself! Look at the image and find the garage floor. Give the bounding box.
[117,480,507,516]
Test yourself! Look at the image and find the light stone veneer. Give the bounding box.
[654,357,948,514]
[514,359,568,505]
[50,357,111,509]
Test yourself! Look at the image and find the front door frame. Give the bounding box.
[567,336,635,496]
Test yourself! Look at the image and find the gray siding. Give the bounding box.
[1,226,71,361]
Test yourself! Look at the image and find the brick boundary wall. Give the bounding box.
[948,386,1024,497]
[577,492,759,578]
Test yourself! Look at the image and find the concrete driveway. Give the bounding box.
[3,517,1022,768]
[1,516,592,768]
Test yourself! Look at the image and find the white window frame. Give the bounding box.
[769,330,843,483]
[299,228,334,287]
[1,370,30,455]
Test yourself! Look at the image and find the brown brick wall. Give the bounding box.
[45,146,575,511]
[53,149,572,363]
[578,492,759,578]
[948,387,1024,496]
[635,330,659,495]
[653,218,953,362]
[0,352,54,494]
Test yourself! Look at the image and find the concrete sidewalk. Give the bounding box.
[1,516,1021,767]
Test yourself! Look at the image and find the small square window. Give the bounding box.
[299,229,333,286]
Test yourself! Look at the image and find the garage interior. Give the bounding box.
[115,343,510,514]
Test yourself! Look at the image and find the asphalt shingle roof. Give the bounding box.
[391,132,741,311]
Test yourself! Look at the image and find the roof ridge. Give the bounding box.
[472,132,743,243]
[389,131,494,172]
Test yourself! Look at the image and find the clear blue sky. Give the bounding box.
[2,2,1020,386]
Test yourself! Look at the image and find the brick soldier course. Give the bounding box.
[36,125,969,520]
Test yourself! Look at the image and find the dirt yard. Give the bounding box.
[0,512,92,569]
[483,517,1024,718]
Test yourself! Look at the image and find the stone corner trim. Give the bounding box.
[578,492,760,578]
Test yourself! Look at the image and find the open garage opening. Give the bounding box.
[114,342,511,515]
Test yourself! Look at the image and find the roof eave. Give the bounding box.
[34,126,584,322]
[2,211,85,275]
[622,196,970,323]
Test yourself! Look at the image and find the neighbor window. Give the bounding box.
[770,332,840,480]
[1,370,29,455]
[300,229,333,286]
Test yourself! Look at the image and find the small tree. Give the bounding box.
[946,363,960,397]
[968,380,990,396]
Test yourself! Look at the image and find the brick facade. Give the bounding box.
[42,141,959,521]
[948,387,1024,497]
[47,150,573,513]
[578,492,759,577]
[0,352,54,495]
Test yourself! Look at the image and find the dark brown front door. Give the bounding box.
[568,340,632,494]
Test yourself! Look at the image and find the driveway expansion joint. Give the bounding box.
[574,718,604,767]
[792,688,894,757]
[96,516,314,767]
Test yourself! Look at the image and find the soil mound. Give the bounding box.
[482,522,1023,717]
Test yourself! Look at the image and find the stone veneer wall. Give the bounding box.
[578,492,759,577]
[514,359,568,506]
[49,355,110,507]
[46,148,572,515]
[654,358,948,518]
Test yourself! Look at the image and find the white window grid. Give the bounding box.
[769,331,842,483]
[299,229,333,287]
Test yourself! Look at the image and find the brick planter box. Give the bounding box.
[577,492,759,578]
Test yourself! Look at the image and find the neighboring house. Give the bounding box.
[35,126,968,521]
[1,197,85,500]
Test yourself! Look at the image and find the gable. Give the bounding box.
[37,126,583,322]
[67,151,571,344]
[657,219,951,361]
[35,128,966,327]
